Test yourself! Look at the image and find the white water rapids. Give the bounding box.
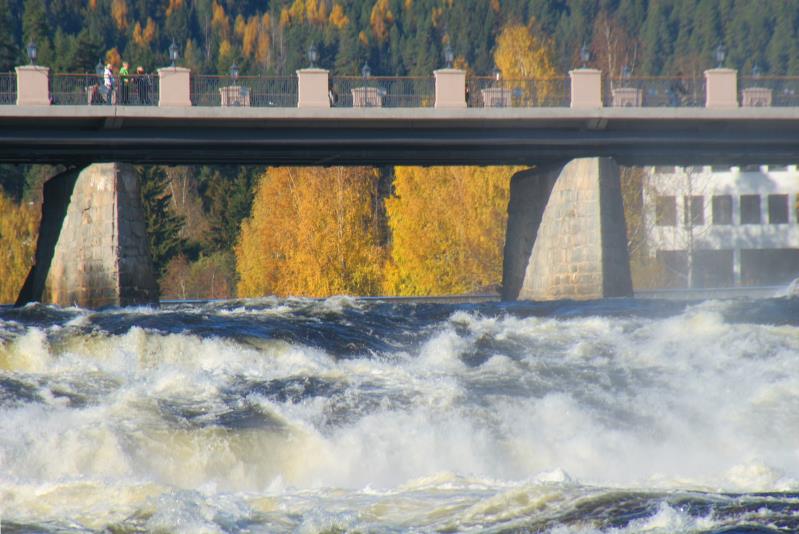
[1,297,798,532]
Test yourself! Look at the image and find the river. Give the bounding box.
[2,296,799,533]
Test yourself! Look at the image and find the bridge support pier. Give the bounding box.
[17,163,158,308]
[502,157,632,301]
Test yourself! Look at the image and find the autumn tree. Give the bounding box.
[0,191,39,303]
[384,166,521,296]
[493,22,557,104]
[236,166,384,297]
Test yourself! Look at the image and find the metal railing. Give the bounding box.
[467,77,570,107]
[740,76,799,106]
[604,77,705,107]
[0,73,16,104]
[190,75,298,107]
[330,76,435,107]
[51,73,158,105]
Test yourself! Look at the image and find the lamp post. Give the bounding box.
[444,44,454,69]
[715,44,725,68]
[230,62,239,85]
[95,59,104,79]
[169,40,179,68]
[580,43,590,68]
[361,61,371,80]
[26,41,37,66]
[307,45,318,68]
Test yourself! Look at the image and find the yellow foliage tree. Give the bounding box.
[329,3,349,28]
[494,23,556,79]
[0,192,39,304]
[111,0,128,30]
[211,1,230,41]
[370,0,394,43]
[236,167,385,298]
[242,16,259,58]
[494,22,557,104]
[384,166,522,296]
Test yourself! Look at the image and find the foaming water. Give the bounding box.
[2,297,799,532]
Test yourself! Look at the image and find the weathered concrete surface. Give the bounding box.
[501,163,564,301]
[17,163,158,308]
[516,157,632,301]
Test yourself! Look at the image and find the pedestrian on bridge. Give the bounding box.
[103,63,116,105]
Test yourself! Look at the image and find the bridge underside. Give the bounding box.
[2,107,799,166]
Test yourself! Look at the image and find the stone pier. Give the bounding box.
[17,163,158,308]
[503,157,632,301]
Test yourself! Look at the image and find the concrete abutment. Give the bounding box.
[502,157,633,301]
[17,163,158,308]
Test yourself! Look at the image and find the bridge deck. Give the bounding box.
[2,106,799,165]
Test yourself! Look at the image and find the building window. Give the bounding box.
[654,166,675,174]
[740,164,761,173]
[684,195,704,226]
[655,196,677,226]
[711,165,730,172]
[740,194,761,224]
[767,164,788,172]
[712,195,733,225]
[768,194,789,224]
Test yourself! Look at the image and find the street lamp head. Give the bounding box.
[26,41,37,65]
[715,44,725,68]
[493,67,501,81]
[169,40,179,67]
[444,44,454,69]
[580,43,590,67]
[752,63,761,78]
[621,64,631,79]
[307,45,318,68]
[95,58,104,77]
[230,62,239,83]
[361,62,371,79]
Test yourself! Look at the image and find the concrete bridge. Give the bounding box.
[3,105,799,166]
[7,65,799,308]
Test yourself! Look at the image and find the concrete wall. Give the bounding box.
[17,163,158,308]
[501,164,564,300]
[515,157,632,300]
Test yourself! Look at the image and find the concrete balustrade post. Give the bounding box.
[434,68,466,108]
[157,67,191,107]
[15,65,50,106]
[297,68,330,108]
[569,68,603,108]
[705,68,738,108]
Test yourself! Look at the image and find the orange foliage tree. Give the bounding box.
[384,166,521,296]
[236,167,385,297]
[0,192,39,303]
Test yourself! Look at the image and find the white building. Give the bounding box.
[644,165,799,288]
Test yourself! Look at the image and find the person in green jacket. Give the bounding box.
[119,62,130,104]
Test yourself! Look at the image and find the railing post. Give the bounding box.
[705,68,738,108]
[157,67,191,107]
[297,68,330,108]
[569,68,602,108]
[15,65,50,106]
[434,68,466,108]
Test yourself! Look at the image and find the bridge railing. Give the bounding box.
[467,77,570,107]
[0,72,15,104]
[604,76,705,107]
[190,75,298,107]
[740,76,799,106]
[51,73,159,105]
[330,76,435,107]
